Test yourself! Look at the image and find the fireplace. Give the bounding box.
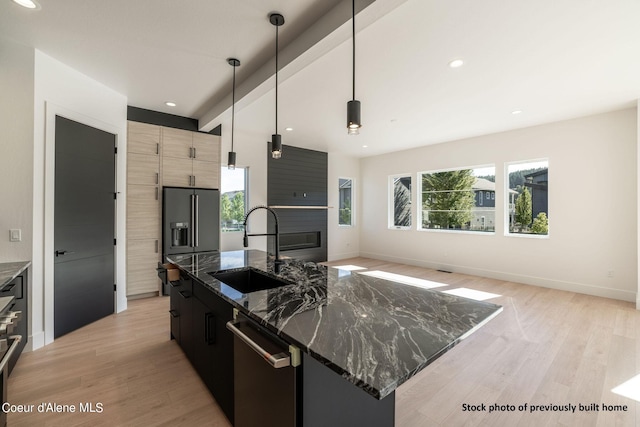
[279,231,321,252]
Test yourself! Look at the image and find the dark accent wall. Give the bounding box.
[268,144,328,262]
[127,106,222,135]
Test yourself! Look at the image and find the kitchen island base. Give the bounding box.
[302,353,394,427]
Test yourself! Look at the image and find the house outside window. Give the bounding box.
[338,178,353,226]
[389,175,412,228]
[220,166,248,232]
[506,159,549,236]
[419,165,495,232]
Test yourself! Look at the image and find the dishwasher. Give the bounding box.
[226,313,300,427]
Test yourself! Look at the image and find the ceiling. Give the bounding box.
[2,0,640,158]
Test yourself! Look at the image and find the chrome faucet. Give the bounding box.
[243,205,281,265]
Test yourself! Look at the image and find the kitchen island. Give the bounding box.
[168,250,502,426]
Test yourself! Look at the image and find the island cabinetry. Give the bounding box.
[167,272,194,352]
[170,278,234,424]
[126,121,161,298]
[162,128,220,189]
[0,267,29,375]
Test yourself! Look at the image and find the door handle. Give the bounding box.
[194,194,199,247]
[55,250,74,257]
[226,321,290,369]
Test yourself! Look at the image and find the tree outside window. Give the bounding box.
[420,166,496,232]
[220,166,248,232]
[339,178,353,226]
[507,160,548,235]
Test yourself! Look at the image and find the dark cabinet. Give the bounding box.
[169,276,234,424]
[0,270,28,375]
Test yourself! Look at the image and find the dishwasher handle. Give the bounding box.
[226,321,290,369]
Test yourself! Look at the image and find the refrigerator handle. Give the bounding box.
[190,194,196,248]
[194,194,199,247]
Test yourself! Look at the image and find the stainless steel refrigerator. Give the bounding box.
[163,187,220,258]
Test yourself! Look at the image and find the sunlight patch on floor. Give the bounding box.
[360,270,447,289]
[331,265,367,271]
[442,287,501,301]
[612,373,640,402]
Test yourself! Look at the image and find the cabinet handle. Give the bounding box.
[178,290,191,299]
[205,313,216,344]
[155,239,158,254]
[169,310,180,318]
[192,175,196,187]
[155,187,159,200]
[193,147,197,159]
[156,143,159,155]
[189,147,193,158]
[155,172,159,185]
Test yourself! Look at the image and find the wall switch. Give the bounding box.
[9,229,21,242]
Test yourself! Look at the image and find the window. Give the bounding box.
[506,159,548,236]
[338,178,353,226]
[220,166,248,232]
[419,165,495,232]
[390,175,412,228]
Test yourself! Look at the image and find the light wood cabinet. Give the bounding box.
[162,128,220,189]
[128,121,160,156]
[127,238,161,296]
[127,121,162,298]
[127,185,160,240]
[126,120,220,298]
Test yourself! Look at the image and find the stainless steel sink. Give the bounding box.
[210,268,291,293]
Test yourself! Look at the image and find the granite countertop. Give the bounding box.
[168,250,502,400]
[0,261,31,290]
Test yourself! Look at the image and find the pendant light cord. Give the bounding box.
[352,0,356,101]
[231,64,236,152]
[275,23,279,134]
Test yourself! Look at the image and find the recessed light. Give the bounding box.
[165,101,176,107]
[12,0,39,9]
[448,59,464,68]
[285,127,293,132]
[362,145,368,148]
[511,110,523,115]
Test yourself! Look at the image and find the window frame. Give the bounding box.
[418,164,496,234]
[220,165,249,233]
[504,158,549,239]
[338,177,354,227]
[388,173,413,230]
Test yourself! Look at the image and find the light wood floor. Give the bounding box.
[8,258,640,426]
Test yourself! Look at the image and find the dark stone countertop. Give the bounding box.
[168,250,502,400]
[0,261,31,290]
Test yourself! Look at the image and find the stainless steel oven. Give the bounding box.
[0,295,23,427]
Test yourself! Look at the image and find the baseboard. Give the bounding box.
[359,251,637,303]
[327,251,361,262]
[27,331,45,352]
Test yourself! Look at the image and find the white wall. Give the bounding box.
[327,152,360,261]
[0,38,34,262]
[360,109,637,302]
[33,50,128,349]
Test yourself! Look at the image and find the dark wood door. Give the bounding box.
[54,115,115,338]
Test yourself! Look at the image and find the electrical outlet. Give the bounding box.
[9,229,21,242]
[607,270,614,278]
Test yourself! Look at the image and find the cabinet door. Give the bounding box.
[178,274,194,362]
[127,185,160,240]
[162,127,193,160]
[192,133,220,163]
[128,121,160,155]
[126,239,160,296]
[193,160,219,189]
[128,153,159,186]
[193,281,235,423]
[169,281,181,342]
[162,157,193,187]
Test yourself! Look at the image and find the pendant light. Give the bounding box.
[347,0,361,135]
[270,13,284,159]
[227,58,240,170]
